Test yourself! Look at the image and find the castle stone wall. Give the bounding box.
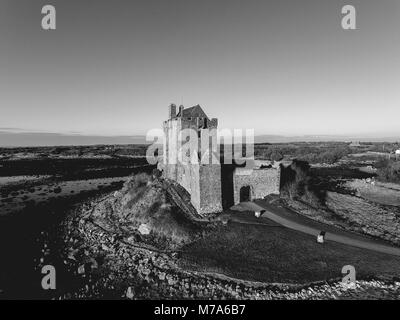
[199,164,223,214]
[233,167,280,205]
[163,117,180,180]
[175,163,201,211]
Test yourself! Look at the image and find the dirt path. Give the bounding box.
[231,200,400,257]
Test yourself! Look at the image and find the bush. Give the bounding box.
[270,151,283,162]
[121,173,154,209]
[255,143,351,164]
[280,159,324,207]
[376,159,400,183]
[297,146,351,164]
[281,160,310,199]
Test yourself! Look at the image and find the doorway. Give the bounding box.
[239,186,251,202]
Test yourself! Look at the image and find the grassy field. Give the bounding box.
[345,180,400,207]
[179,219,400,284]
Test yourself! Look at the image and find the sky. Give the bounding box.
[0,0,399,140]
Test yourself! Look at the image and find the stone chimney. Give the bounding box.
[178,105,184,117]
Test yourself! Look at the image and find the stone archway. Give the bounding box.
[239,185,251,202]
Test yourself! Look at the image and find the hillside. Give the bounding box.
[87,173,208,250]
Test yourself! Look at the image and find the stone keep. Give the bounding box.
[161,104,223,215]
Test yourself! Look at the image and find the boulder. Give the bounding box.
[138,224,151,235]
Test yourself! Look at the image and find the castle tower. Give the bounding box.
[161,104,222,215]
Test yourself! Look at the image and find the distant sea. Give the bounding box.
[0,131,399,147]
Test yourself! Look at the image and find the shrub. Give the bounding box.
[121,173,153,208]
[270,150,283,162]
[376,159,400,183]
[255,143,351,164]
[281,160,310,199]
[280,159,324,207]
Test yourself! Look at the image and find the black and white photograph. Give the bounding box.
[1,0,400,308]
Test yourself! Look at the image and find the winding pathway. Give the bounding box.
[230,200,400,257]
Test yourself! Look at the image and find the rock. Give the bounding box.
[126,287,135,300]
[138,224,151,235]
[142,268,151,276]
[167,275,177,286]
[54,186,62,194]
[158,272,166,281]
[78,264,85,274]
[171,252,179,259]
[88,258,98,269]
